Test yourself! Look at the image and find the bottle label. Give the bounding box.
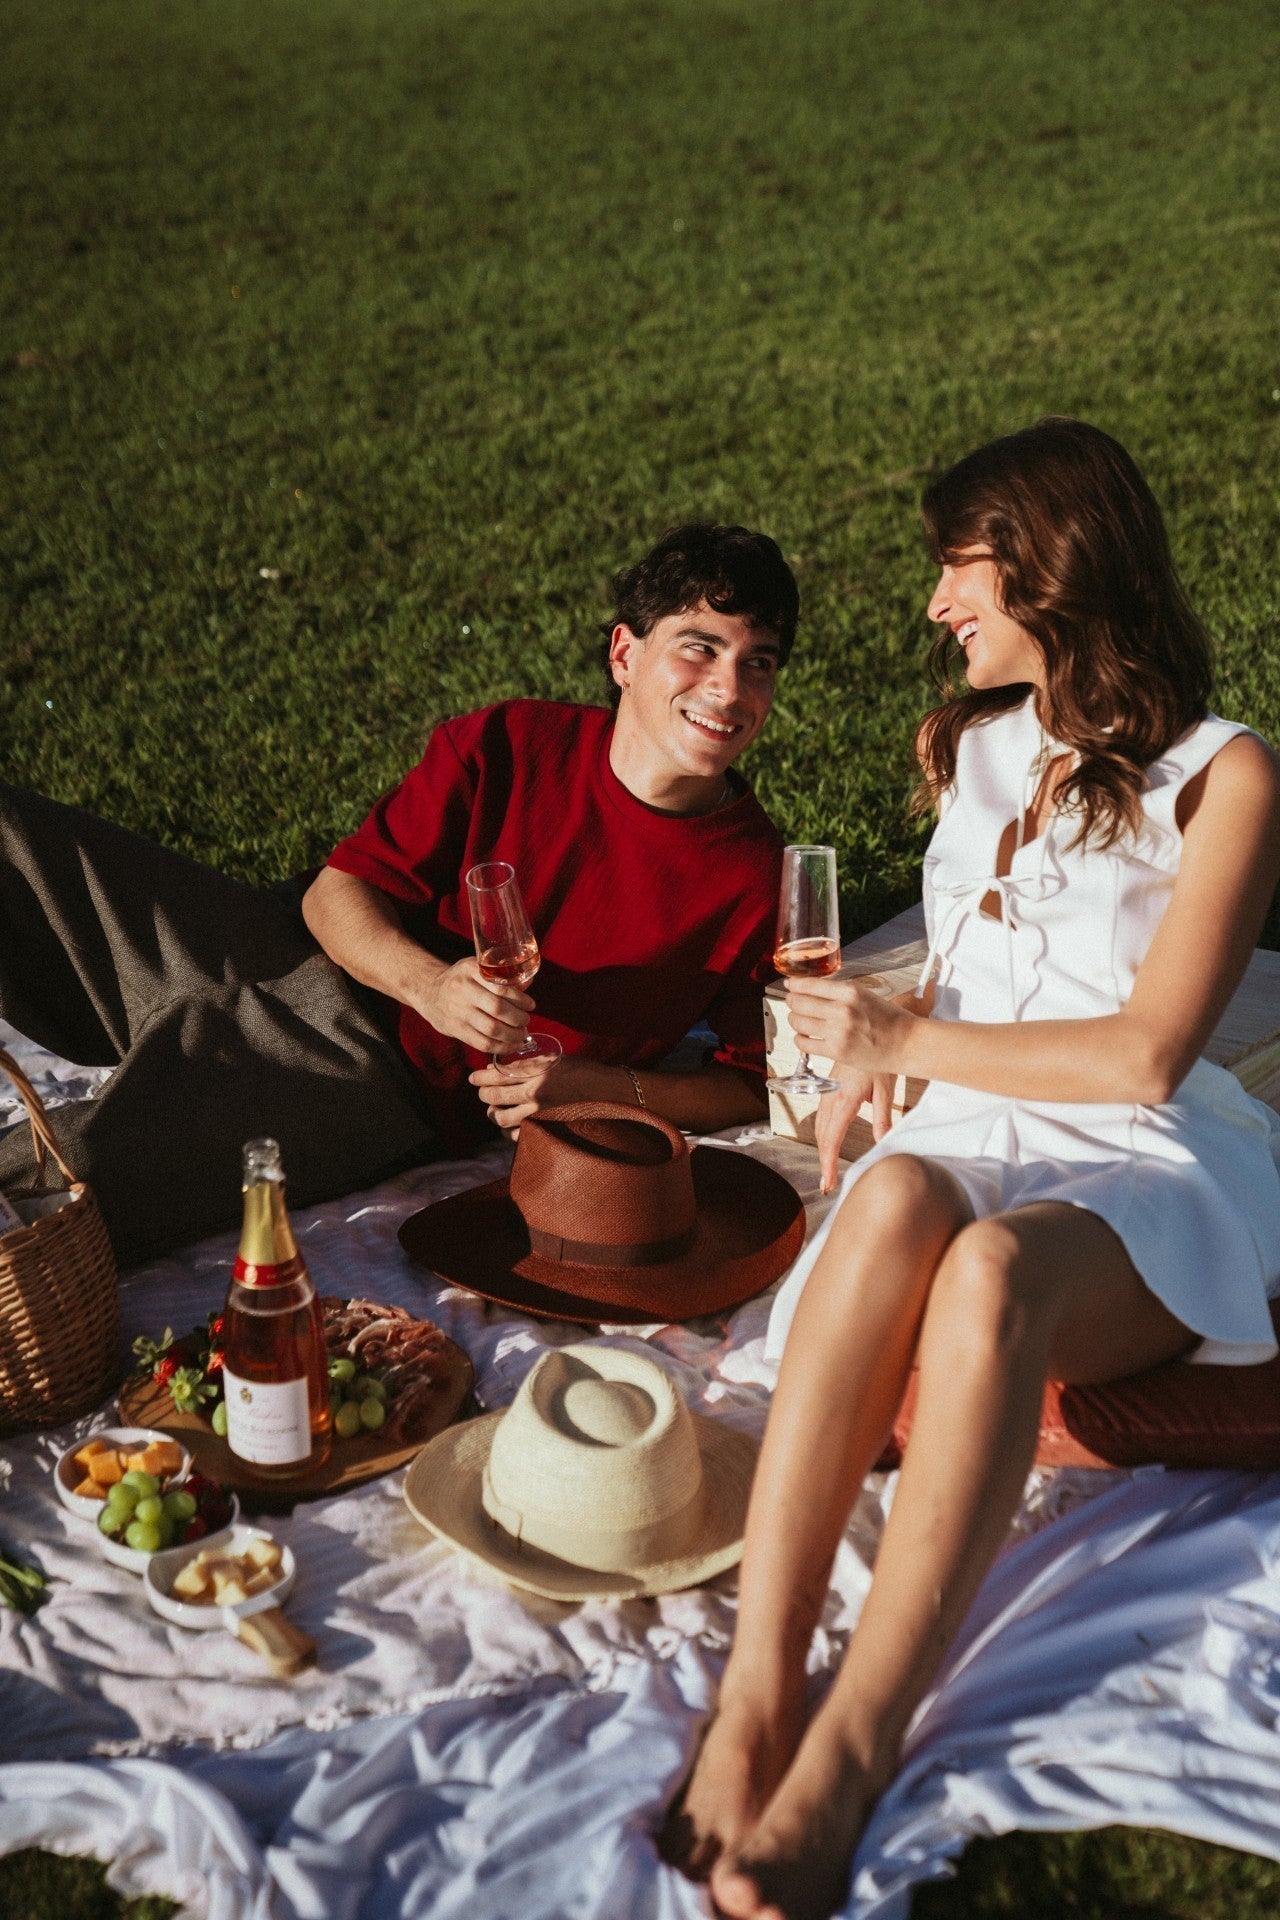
[223,1366,311,1466]
[233,1251,306,1288]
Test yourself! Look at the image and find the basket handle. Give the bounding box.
[0,1048,79,1193]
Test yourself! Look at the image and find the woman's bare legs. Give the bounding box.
[708,1199,1194,1920]
[660,1155,973,1877]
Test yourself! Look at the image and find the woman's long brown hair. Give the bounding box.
[913,418,1214,848]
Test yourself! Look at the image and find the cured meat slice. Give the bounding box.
[320,1296,453,1444]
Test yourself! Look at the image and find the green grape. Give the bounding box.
[334,1400,363,1441]
[120,1470,160,1499]
[134,1496,164,1526]
[162,1490,197,1521]
[106,1483,139,1515]
[155,1515,175,1549]
[124,1520,162,1554]
[358,1396,386,1432]
[211,1401,228,1437]
[353,1374,386,1401]
[328,1357,356,1383]
[98,1505,127,1537]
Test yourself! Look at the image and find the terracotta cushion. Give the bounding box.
[878,1301,1280,1471]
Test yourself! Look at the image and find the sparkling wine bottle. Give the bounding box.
[222,1138,332,1481]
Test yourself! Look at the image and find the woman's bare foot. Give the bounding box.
[658,1682,808,1882]
[708,1707,891,1920]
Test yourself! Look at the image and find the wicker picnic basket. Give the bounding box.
[0,1048,119,1431]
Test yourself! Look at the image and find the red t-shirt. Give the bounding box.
[326,700,784,1151]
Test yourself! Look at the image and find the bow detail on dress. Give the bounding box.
[920,848,1065,1017]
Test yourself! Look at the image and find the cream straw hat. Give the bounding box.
[403,1344,758,1601]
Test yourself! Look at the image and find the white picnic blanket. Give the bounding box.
[2,1023,1280,1918]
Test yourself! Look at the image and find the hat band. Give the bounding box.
[526,1222,696,1268]
[482,1462,706,1573]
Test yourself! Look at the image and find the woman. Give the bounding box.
[662,419,1280,1920]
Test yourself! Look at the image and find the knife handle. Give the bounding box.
[236,1606,317,1677]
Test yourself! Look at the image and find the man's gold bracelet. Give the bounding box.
[624,1066,646,1108]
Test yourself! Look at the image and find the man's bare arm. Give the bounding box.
[470,1054,768,1136]
[301,866,532,1055]
[306,867,769,1134]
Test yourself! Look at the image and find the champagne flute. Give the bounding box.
[466,861,541,1061]
[494,1033,563,1081]
[766,844,842,1096]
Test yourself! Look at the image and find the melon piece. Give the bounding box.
[131,1441,183,1477]
[88,1449,125,1487]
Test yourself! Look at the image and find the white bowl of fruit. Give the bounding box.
[56,1428,191,1523]
[55,1429,237,1573]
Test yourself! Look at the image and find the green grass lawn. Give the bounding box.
[0,1849,176,1919]
[5,0,1280,935]
[3,0,1280,1912]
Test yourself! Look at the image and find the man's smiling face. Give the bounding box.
[607,602,780,799]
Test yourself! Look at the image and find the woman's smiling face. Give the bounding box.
[927,551,1044,690]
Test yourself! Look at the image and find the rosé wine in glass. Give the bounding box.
[767,846,842,1097]
[466,861,541,1060]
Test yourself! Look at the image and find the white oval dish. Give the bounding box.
[54,1427,193,1526]
[144,1524,295,1629]
[98,1491,241,1575]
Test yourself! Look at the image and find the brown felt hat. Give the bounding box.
[399,1101,805,1324]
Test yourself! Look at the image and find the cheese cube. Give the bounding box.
[173,1561,212,1600]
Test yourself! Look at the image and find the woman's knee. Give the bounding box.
[841,1155,965,1233]
[926,1216,1045,1355]
[821,1156,969,1282]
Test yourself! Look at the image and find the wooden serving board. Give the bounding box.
[117,1336,474,1516]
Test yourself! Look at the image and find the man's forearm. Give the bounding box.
[301,865,446,1013]
[620,1063,768,1134]
[304,865,535,1054]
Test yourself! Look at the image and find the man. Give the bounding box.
[305,521,797,1151]
[0,523,796,1265]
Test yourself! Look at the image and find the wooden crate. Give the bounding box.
[766,903,1280,1163]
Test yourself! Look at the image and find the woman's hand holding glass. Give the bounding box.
[787,969,908,1071]
[792,979,930,1192]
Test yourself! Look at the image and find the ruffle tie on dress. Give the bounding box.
[920,862,1065,1017]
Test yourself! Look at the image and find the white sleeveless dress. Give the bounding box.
[766,697,1280,1367]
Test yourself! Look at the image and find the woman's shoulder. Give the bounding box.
[1138,713,1279,850]
[1147,711,1269,789]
